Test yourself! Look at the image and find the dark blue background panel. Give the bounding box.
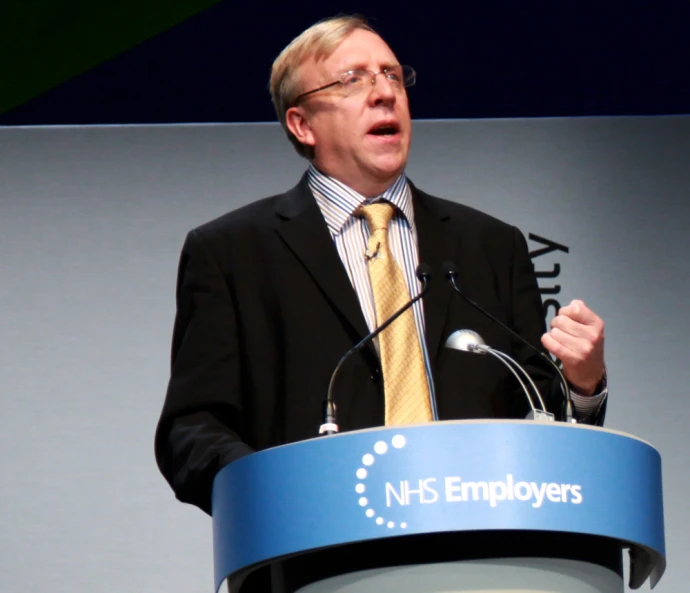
[2,0,689,125]
[0,0,223,116]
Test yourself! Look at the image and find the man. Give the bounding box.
[156,11,605,550]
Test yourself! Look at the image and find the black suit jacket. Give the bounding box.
[155,175,600,516]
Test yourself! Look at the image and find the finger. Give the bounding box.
[558,299,600,326]
[547,327,598,358]
[550,314,600,341]
[543,330,603,378]
[541,332,578,362]
[542,332,604,393]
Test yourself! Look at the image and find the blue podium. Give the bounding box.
[212,421,665,593]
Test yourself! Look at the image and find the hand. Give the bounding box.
[541,300,605,396]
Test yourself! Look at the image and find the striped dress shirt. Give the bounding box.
[307,164,437,418]
[307,164,605,418]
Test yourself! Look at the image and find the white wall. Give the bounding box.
[1,117,688,592]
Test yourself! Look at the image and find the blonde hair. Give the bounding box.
[269,15,375,159]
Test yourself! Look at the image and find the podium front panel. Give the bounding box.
[212,421,665,591]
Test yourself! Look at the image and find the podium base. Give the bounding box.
[296,558,624,593]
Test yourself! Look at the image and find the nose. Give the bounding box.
[368,72,396,105]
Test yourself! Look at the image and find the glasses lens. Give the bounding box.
[401,66,416,87]
[339,66,416,92]
[341,70,369,87]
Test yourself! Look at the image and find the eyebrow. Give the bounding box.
[339,61,400,73]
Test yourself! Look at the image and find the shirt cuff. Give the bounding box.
[569,369,608,419]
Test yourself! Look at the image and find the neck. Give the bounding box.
[309,164,403,198]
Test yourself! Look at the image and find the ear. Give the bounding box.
[285,106,316,148]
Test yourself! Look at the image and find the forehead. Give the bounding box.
[294,29,399,91]
[323,29,399,71]
[296,29,398,87]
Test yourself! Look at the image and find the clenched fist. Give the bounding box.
[541,299,605,396]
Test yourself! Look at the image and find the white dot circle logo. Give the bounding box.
[355,434,410,530]
[374,441,388,455]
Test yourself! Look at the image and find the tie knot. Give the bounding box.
[357,202,395,232]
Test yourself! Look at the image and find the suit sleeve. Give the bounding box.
[154,229,254,515]
[507,226,606,426]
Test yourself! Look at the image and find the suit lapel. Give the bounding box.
[412,185,457,366]
[274,177,371,341]
[273,177,461,365]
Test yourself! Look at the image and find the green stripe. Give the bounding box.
[0,0,224,117]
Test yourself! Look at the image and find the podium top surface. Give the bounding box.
[212,420,665,592]
[300,419,657,447]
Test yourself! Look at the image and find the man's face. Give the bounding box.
[288,29,412,196]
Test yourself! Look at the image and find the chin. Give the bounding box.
[371,156,407,180]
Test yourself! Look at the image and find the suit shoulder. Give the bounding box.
[179,178,311,262]
[415,188,519,235]
[191,192,284,240]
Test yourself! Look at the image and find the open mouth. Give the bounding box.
[368,122,400,137]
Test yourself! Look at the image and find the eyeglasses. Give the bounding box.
[292,65,416,106]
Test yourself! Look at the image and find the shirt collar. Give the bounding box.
[307,163,414,235]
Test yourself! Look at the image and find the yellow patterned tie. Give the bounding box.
[358,202,432,425]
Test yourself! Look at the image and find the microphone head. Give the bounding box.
[441,261,458,279]
[445,329,486,352]
[416,262,432,282]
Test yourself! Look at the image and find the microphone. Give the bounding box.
[446,329,554,422]
[319,263,435,435]
[441,261,575,423]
